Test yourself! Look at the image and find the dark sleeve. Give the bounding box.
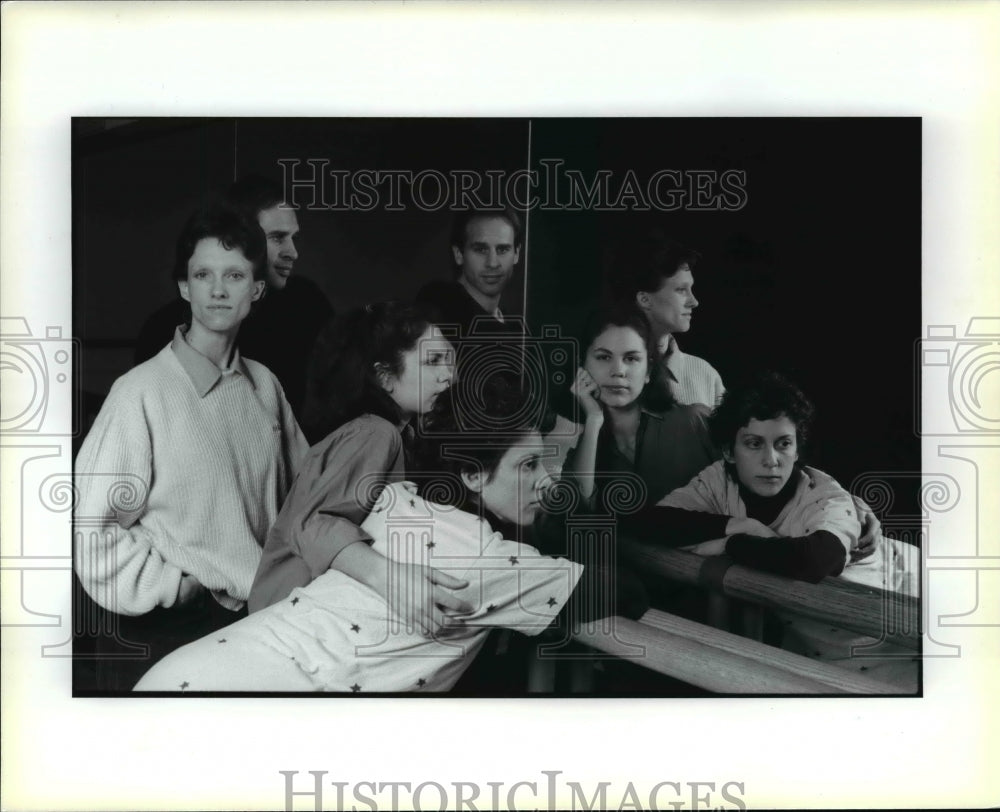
[622,505,730,547]
[133,300,186,366]
[248,421,404,611]
[557,562,650,624]
[725,530,848,583]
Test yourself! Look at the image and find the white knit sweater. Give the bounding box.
[74,336,308,615]
[662,335,726,408]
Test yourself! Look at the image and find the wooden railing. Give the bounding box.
[571,609,901,694]
[620,539,919,651]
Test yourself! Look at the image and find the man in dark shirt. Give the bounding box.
[416,207,525,341]
[134,175,333,417]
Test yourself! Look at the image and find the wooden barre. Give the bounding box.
[571,610,904,695]
[620,540,920,651]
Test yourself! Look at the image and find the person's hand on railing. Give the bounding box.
[724,517,778,538]
[685,537,729,556]
[852,497,881,562]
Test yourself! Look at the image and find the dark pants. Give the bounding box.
[73,575,246,693]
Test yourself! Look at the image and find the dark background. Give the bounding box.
[73,117,920,510]
[528,118,921,507]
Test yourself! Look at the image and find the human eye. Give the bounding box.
[777,437,795,450]
[228,271,246,280]
[592,351,610,362]
[192,270,208,280]
[743,437,762,449]
[496,245,510,255]
[521,458,539,472]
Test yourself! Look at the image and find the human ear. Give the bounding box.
[635,291,649,311]
[451,245,464,266]
[722,447,735,464]
[512,245,521,264]
[460,469,484,494]
[178,280,191,302]
[374,363,394,394]
[251,281,265,301]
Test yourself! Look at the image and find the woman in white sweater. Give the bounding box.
[74,200,308,689]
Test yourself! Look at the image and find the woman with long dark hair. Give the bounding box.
[564,302,718,513]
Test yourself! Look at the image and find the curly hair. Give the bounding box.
[301,302,434,442]
[578,301,676,412]
[414,371,553,499]
[708,371,815,453]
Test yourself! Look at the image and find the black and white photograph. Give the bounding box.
[70,116,922,698]
[2,3,998,811]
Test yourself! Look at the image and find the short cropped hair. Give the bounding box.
[708,371,815,454]
[610,229,701,302]
[450,207,523,261]
[171,200,267,282]
[418,370,553,490]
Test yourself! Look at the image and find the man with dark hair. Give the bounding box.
[134,174,333,416]
[613,231,725,408]
[416,207,525,340]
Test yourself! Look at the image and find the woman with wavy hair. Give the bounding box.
[248,302,470,634]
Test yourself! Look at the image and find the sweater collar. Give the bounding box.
[170,326,254,398]
[661,334,685,383]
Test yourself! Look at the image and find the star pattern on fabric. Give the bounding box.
[486,604,497,612]
[291,597,300,606]
[179,681,189,690]
[350,623,361,633]
[409,499,416,508]
[417,678,426,688]
[350,684,361,693]
[508,556,519,565]
[217,638,226,644]
[546,597,557,607]
[426,540,436,549]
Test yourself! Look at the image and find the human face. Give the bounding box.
[382,326,455,419]
[637,265,698,336]
[452,217,520,305]
[583,325,650,409]
[178,238,264,338]
[725,415,800,497]
[257,205,300,290]
[472,432,551,527]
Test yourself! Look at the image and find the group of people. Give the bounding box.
[73,175,917,694]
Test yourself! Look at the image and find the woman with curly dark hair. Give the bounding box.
[644,371,918,686]
[248,302,471,633]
